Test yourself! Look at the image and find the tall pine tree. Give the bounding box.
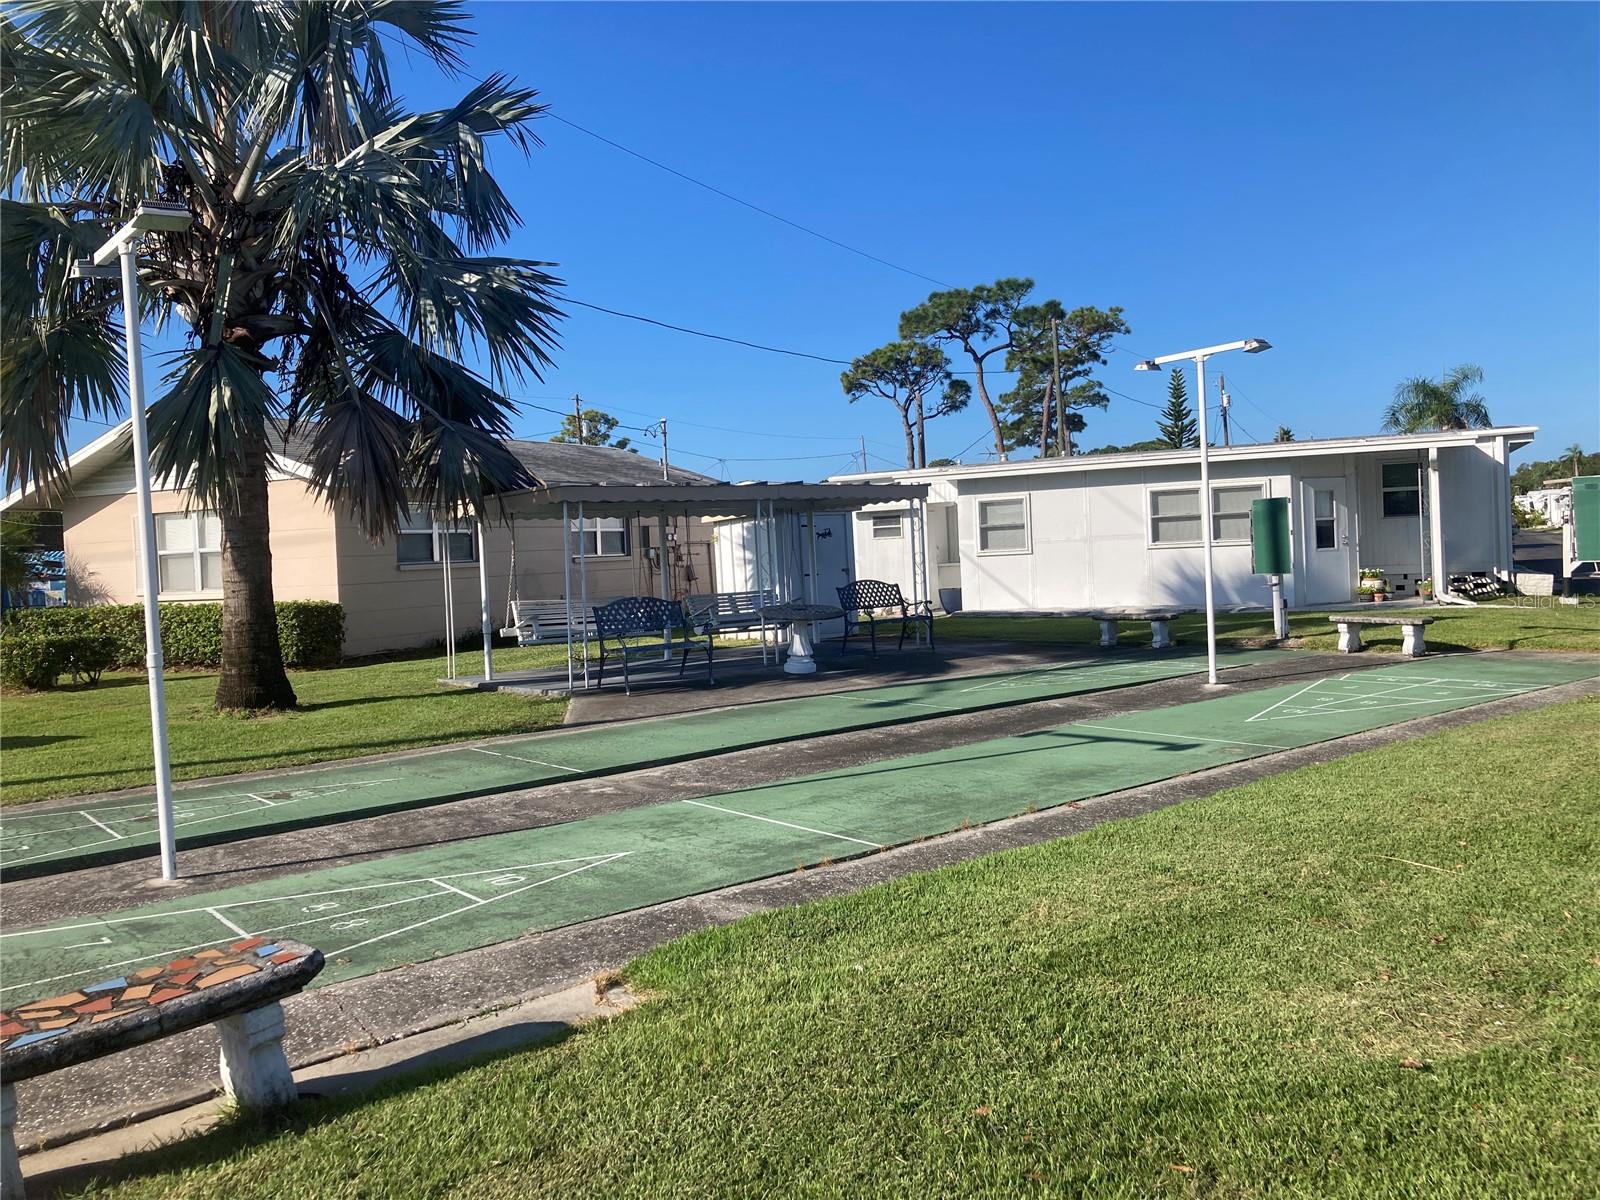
[1156,367,1199,448]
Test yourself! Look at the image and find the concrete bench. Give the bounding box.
[1328,613,1435,657]
[2,938,323,1198]
[1087,610,1189,650]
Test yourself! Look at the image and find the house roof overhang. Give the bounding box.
[493,480,929,521]
[827,425,1541,485]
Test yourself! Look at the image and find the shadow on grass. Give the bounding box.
[0,733,80,750]
[31,1017,589,1198]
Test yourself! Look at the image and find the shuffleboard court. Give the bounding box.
[5,655,1593,1001]
[0,646,1292,878]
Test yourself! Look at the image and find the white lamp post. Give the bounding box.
[1134,338,1271,685]
[72,200,193,881]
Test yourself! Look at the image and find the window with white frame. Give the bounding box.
[571,516,630,557]
[396,511,476,566]
[870,513,903,540]
[1149,484,1265,545]
[1380,461,1421,517]
[1211,484,1265,541]
[1149,489,1202,545]
[977,497,1029,553]
[154,511,222,594]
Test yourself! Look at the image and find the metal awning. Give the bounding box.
[493,480,929,520]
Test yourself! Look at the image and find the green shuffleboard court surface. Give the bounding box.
[0,647,1292,878]
[5,655,1594,1004]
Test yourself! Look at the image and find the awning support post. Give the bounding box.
[562,501,574,693]
[477,520,493,682]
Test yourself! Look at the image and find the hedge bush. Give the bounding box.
[0,631,65,690]
[1,600,344,676]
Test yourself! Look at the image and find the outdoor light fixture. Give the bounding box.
[79,200,195,881]
[1133,338,1273,686]
[91,201,193,265]
[69,259,119,280]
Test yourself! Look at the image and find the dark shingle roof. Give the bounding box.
[504,439,716,487]
[266,423,715,487]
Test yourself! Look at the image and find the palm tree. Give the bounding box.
[1565,443,1584,479]
[1,2,561,709]
[1273,425,1295,443]
[1382,364,1491,433]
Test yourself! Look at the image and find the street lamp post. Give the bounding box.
[1135,339,1271,685]
[73,201,193,881]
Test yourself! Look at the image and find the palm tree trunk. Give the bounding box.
[215,433,297,710]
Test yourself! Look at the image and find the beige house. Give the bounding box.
[2,422,719,658]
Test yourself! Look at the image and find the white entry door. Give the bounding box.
[805,512,851,638]
[1300,477,1353,604]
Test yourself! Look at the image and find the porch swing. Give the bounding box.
[498,520,593,646]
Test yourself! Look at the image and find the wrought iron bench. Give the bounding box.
[593,596,715,693]
[836,579,934,656]
[2,938,323,1198]
[500,598,597,647]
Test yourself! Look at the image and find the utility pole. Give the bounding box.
[658,417,670,481]
[1217,374,1231,448]
[572,394,587,442]
[859,434,868,473]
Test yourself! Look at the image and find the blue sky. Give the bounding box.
[128,2,1600,475]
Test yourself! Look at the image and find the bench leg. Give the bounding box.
[1335,622,1362,653]
[1402,625,1425,657]
[217,1000,297,1109]
[2,1084,22,1200]
[1098,619,1118,649]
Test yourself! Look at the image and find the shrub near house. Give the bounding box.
[1,601,343,690]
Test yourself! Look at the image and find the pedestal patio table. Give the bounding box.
[758,602,845,675]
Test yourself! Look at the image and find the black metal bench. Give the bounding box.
[593,596,715,693]
[836,579,935,656]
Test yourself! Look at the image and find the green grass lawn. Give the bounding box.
[65,698,1600,1199]
[940,599,1600,654]
[0,644,571,806]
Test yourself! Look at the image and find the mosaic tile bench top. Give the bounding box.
[1,937,323,1082]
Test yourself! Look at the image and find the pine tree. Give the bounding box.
[1156,367,1199,448]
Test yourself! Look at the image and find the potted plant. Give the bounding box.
[1357,567,1388,602]
[1418,577,1434,600]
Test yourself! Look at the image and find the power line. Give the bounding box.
[549,115,953,289]
[564,298,852,365]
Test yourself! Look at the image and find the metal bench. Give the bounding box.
[2,938,323,1198]
[1086,609,1190,650]
[500,598,597,647]
[685,590,777,636]
[836,579,934,656]
[593,596,715,693]
[1329,613,1435,656]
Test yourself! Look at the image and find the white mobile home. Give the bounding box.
[832,426,1533,612]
